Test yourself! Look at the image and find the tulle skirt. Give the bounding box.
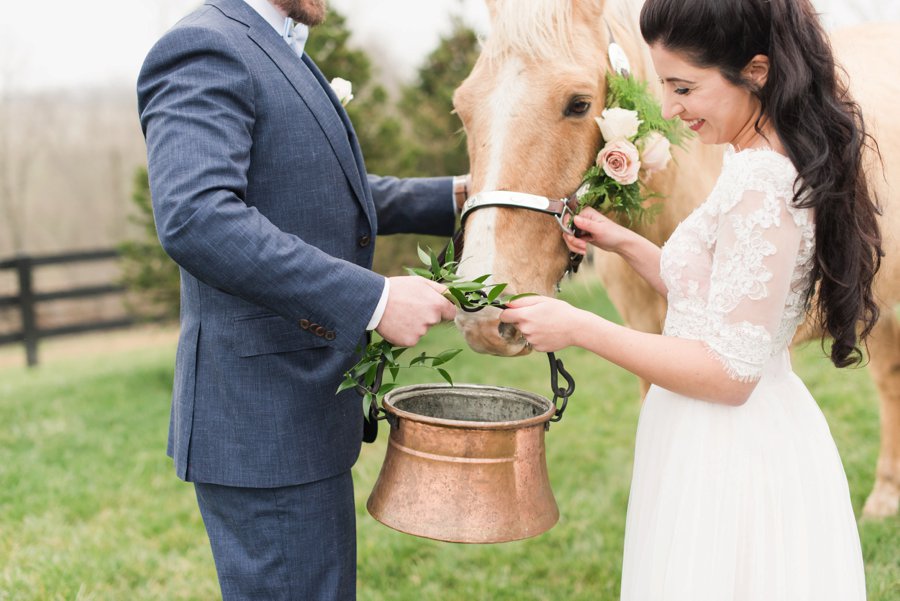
[620,350,866,601]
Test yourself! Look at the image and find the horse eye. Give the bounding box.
[565,96,592,117]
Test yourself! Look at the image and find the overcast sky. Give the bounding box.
[1,0,896,92]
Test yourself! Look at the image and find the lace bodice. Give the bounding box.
[659,146,815,381]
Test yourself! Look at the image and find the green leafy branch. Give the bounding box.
[339,241,533,418]
[576,164,663,225]
[404,241,532,311]
[337,339,463,418]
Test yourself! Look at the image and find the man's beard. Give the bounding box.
[275,0,327,26]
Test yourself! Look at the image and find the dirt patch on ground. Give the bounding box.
[0,324,179,371]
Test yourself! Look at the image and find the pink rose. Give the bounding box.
[597,139,640,185]
[640,132,672,174]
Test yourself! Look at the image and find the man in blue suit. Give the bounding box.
[137,0,463,598]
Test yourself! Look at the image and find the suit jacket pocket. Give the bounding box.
[234,312,328,357]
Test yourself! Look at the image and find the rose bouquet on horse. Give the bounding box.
[574,71,689,224]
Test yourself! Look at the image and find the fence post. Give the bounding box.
[16,255,38,367]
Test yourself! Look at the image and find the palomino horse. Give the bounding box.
[451,0,900,518]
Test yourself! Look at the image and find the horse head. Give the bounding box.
[453,0,653,355]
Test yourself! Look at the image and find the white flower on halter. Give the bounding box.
[329,77,354,106]
[595,107,642,142]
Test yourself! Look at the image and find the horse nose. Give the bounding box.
[455,310,532,357]
[498,321,521,343]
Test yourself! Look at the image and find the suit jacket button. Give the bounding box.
[325,331,336,341]
[315,325,327,337]
[298,319,310,329]
[358,235,371,247]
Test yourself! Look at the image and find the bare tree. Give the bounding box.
[0,40,47,257]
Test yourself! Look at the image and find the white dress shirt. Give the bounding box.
[242,0,309,55]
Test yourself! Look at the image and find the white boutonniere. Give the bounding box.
[329,77,354,106]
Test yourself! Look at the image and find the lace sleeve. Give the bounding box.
[703,188,805,381]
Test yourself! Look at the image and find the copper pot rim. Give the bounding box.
[381,383,555,431]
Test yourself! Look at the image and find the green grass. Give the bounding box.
[0,280,897,600]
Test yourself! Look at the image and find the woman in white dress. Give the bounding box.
[499,0,880,599]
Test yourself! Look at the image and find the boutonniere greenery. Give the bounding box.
[339,242,533,417]
[575,72,689,223]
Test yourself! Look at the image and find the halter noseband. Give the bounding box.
[451,190,585,276]
[460,191,578,228]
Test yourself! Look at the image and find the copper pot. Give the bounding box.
[366,383,559,543]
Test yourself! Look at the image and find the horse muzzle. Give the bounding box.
[455,308,532,357]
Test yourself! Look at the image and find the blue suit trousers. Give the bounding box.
[194,472,356,600]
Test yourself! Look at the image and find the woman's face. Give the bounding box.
[648,44,763,148]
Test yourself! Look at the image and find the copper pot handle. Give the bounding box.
[547,352,575,423]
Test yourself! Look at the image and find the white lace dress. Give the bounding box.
[619,146,866,600]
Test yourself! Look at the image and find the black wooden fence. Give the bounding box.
[0,249,137,367]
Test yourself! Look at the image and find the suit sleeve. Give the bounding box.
[368,175,457,236]
[137,26,384,353]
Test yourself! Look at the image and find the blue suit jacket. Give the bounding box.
[137,0,455,488]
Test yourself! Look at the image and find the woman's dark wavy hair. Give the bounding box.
[640,0,883,367]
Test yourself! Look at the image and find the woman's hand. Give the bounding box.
[498,295,585,353]
[563,207,635,255]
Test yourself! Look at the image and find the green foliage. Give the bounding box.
[397,18,480,177]
[605,74,687,147]
[576,163,661,225]
[118,167,179,321]
[342,242,526,417]
[404,241,534,310]
[305,11,372,87]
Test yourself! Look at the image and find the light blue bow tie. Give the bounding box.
[282,18,309,55]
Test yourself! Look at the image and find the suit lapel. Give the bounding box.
[208,0,374,228]
[301,54,376,220]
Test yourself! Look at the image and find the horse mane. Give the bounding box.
[604,0,645,52]
[484,0,576,60]
[484,0,650,74]
[605,0,654,80]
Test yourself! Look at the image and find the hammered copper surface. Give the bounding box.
[366,384,559,543]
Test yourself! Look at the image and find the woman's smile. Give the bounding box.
[686,118,705,132]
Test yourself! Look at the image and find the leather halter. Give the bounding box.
[460,191,579,227]
[451,190,585,276]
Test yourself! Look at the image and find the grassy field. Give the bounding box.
[0,280,897,600]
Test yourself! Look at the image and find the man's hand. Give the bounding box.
[375,276,457,347]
